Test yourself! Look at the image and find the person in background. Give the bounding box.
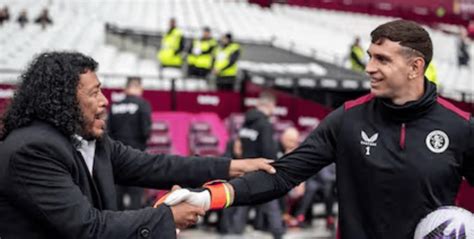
[350,36,366,73]
[279,127,300,155]
[458,29,470,67]
[424,61,438,86]
[467,20,474,39]
[232,91,285,239]
[157,18,184,71]
[276,127,304,227]
[279,127,336,231]
[17,9,28,28]
[212,33,241,91]
[0,6,10,25]
[187,27,217,78]
[108,76,151,210]
[291,164,336,230]
[34,8,52,30]
[217,138,243,234]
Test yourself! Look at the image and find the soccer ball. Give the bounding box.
[414,206,474,239]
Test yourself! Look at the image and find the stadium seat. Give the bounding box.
[190,121,212,134]
[151,121,169,134]
[146,134,172,155]
[193,134,219,147]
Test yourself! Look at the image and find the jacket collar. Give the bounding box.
[378,79,437,122]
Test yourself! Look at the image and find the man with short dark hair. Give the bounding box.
[187,27,217,78]
[0,52,275,238]
[232,91,285,239]
[108,77,151,210]
[109,77,151,152]
[16,9,28,28]
[162,20,474,239]
[212,33,241,91]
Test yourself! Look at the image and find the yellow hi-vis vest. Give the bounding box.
[214,43,240,77]
[157,28,183,67]
[425,62,439,86]
[350,45,365,73]
[187,38,217,70]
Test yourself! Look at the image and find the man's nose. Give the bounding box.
[365,59,376,74]
[99,91,109,107]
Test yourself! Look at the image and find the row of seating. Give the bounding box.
[146,120,222,157]
[145,112,317,158]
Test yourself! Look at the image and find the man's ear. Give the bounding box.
[410,57,425,80]
[412,57,428,76]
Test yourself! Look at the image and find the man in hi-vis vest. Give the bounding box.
[212,33,241,91]
[187,27,217,78]
[157,18,184,69]
[424,61,438,86]
[350,36,366,73]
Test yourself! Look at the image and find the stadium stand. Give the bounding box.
[0,0,472,102]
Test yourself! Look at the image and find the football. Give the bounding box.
[414,206,474,239]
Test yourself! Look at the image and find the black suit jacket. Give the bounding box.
[0,121,230,238]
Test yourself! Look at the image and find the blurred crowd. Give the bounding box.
[0,6,52,29]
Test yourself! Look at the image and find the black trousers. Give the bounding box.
[219,200,284,238]
[216,76,236,91]
[295,178,336,218]
[187,66,210,78]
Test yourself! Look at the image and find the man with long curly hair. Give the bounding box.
[0,52,275,238]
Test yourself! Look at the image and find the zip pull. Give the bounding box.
[400,123,406,150]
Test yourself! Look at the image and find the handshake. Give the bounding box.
[153,158,276,230]
[154,181,233,229]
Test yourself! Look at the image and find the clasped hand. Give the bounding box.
[162,158,276,229]
[164,186,210,229]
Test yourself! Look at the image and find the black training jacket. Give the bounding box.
[238,108,277,160]
[108,95,152,150]
[230,80,474,239]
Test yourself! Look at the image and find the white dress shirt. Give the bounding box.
[74,135,96,176]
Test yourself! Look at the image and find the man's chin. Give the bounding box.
[370,88,386,98]
[92,129,105,140]
[82,129,105,141]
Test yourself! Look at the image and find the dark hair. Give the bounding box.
[371,20,433,68]
[225,33,232,41]
[0,52,98,140]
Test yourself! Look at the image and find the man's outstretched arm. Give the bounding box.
[160,107,344,209]
[109,136,276,189]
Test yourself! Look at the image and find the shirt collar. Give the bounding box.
[73,135,96,150]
